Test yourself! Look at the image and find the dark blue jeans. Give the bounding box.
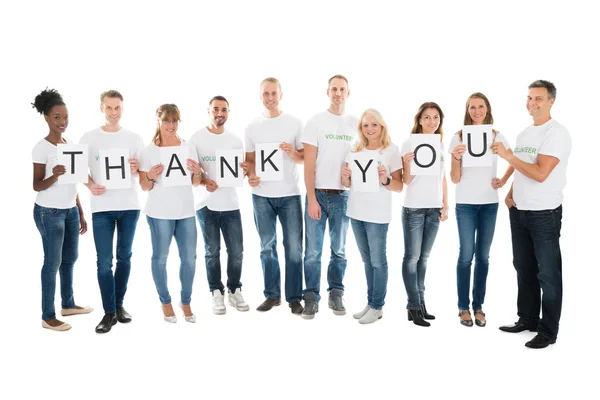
[455,203,498,310]
[196,207,243,293]
[92,210,140,314]
[303,190,349,301]
[33,204,79,320]
[252,194,303,303]
[401,207,440,310]
[509,205,563,340]
[351,218,389,310]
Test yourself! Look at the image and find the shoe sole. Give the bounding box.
[61,308,93,316]
[95,319,117,334]
[228,299,250,311]
[359,315,383,324]
[213,308,226,315]
[301,313,315,320]
[42,321,72,331]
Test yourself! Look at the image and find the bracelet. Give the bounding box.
[146,174,155,182]
[453,155,462,161]
[382,177,391,186]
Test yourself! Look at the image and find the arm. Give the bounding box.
[505,183,516,208]
[402,153,415,185]
[341,163,351,189]
[491,142,559,183]
[280,143,304,164]
[33,163,63,192]
[139,164,164,192]
[450,144,466,184]
[76,194,87,234]
[303,144,321,219]
[386,169,403,192]
[85,175,106,196]
[438,174,449,221]
[245,151,260,187]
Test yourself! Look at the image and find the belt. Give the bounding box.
[316,189,344,194]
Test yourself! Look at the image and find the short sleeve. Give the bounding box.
[400,140,410,157]
[449,134,460,153]
[139,146,152,172]
[539,125,570,161]
[244,124,255,152]
[295,119,304,150]
[32,142,47,164]
[389,145,403,173]
[301,118,318,147]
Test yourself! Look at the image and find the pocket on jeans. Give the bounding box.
[40,207,59,216]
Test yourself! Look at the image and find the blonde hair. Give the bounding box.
[260,77,281,91]
[153,104,181,146]
[354,109,391,152]
[411,102,444,142]
[328,74,348,86]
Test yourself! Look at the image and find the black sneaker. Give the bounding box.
[301,292,318,320]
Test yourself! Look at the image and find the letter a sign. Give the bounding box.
[462,124,493,167]
[160,146,191,187]
[255,142,283,181]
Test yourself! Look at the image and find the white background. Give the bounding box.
[2,1,598,399]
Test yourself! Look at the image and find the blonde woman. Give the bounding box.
[341,109,403,324]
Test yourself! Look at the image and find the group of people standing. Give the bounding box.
[31,75,570,349]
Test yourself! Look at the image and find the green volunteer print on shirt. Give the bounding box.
[514,146,537,154]
[325,134,354,141]
[201,156,216,162]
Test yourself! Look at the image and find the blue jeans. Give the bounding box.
[455,203,498,310]
[252,194,303,303]
[146,216,197,305]
[402,207,440,309]
[92,210,140,313]
[196,207,243,293]
[33,204,79,320]
[351,218,389,310]
[303,190,349,301]
[509,206,563,340]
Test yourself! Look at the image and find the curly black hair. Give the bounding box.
[32,88,65,115]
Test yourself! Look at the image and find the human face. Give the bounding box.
[208,100,229,127]
[327,78,349,106]
[260,82,282,110]
[100,97,123,126]
[527,87,554,119]
[361,115,382,144]
[159,113,179,138]
[419,108,440,134]
[468,97,487,125]
[44,105,68,135]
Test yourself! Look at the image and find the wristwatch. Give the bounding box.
[382,177,391,186]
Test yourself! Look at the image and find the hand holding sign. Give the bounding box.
[452,144,466,161]
[52,164,66,178]
[186,158,202,175]
[89,182,106,196]
[377,165,388,184]
[341,166,352,179]
[204,179,218,192]
[490,141,509,159]
[147,163,164,180]
[129,158,140,174]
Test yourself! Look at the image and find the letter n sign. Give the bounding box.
[216,149,244,187]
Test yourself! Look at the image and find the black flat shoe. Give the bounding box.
[116,306,132,323]
[459,310,473,327]
[95,313,117,334]
[499,321,537,333]
[525,334,556,349]
[256,298,281,312]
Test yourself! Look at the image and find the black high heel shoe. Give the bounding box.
[407,308,431,327]
[422,304,435,320]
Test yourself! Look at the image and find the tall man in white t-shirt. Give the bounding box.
[190,96,249,315]
[245,77,305,314]
[491,80,571,349]
[80,90,144,333]
[301,75,358,319]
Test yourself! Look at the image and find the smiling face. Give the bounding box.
[327,77,349,107]
[208,100,229,127]
[527,87,554,119]
[419,108,440,134]
[468,97,487,125]
[361,114,382,144]
[44,105,69,135]
[260,81,282,111]
[101,96,123,126]
[159,112,179,138]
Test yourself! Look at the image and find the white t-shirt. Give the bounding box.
[302,110,358,190]
[345,144,403,224]
[79,127,144,213]
[32,138,77,209]
[140,141,199,220]
[245,112,304,198]
[190,127,243,212]
[449,131,511,205]
[401,138,445,208]
[513,119,571,210]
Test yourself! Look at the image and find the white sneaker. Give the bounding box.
[353,305,370,320]
[212,289,226,315]
[358,308,383,324]
[228,289,250,311]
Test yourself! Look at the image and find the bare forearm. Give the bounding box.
[505,154,546,182]
[450,157,461,184]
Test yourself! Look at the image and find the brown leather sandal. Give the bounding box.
[474,309,486,327]
[458,309,473,327]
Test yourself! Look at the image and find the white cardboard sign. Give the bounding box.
[160,147,191,187]
[349,152,380,192]
[255,143,283,182]
[410,134,440,176]
[215,149,244,187]
[99,148,132,190]
[462,124,493,167]
[57,144,88,184]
